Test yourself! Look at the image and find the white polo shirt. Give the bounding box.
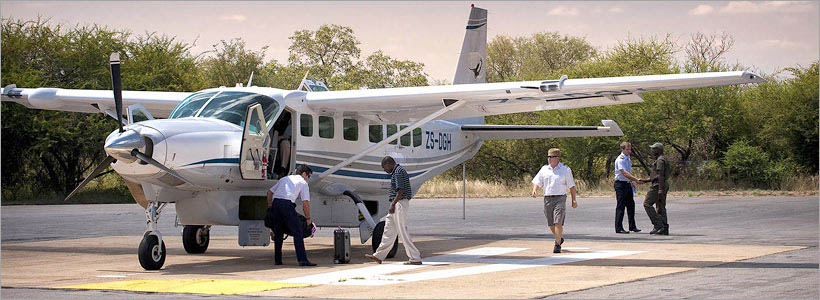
[614,153,631,182]
[269,174,310,203]
[532,163,576,196]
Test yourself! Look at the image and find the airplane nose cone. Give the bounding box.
[104,129,144,163]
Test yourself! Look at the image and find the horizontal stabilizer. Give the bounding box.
[461,120,623,140]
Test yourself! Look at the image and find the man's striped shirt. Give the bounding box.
[389,164,413,201]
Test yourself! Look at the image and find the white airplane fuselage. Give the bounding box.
[108,86,482,229]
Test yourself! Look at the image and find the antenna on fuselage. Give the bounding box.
[246,71,254,87]
[297,71,310,91]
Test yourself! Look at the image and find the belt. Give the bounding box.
[274,198,295,205]
[544,195,566,197]
[615,180,630,183]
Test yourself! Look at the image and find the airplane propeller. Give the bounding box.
[131,150,193,186]
[64,155,116,202]
[110,52,125,132]
[64,52,192,201]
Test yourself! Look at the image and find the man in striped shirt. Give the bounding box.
[365,156,422,265]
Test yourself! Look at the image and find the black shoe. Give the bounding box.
[299,261,317,267]
[275,261,283,265]
[630,228,641,232]
[560,237,564,245]
[553,244,561,253]
[616,229,629,234]
[661,225,669,235]
[649,228,661,235]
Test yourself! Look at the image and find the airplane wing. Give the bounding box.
[304,71,764,124]
[461,120,623,140]
[1,85,191,118]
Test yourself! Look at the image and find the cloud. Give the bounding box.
[608,7,623,14]
[754,39,805,49]
[219,14,247,22]
[689,4,715,15]
[692,1,816,15]
[547,6,579,16]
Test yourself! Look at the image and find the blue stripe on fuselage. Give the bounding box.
[183,158,425,180]
[185,158,240,166]
[308,165,425,180]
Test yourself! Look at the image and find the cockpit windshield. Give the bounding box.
[168,91,280,127]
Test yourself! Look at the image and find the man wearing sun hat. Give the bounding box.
[531,148,577,254]
[639,143,671,235]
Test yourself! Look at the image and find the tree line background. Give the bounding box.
[1,18,817,203]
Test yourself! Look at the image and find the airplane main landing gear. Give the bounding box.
[372,221,399,258]
[139,202,167,270]
[182,225,210,254]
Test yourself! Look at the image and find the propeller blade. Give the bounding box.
[110,52,124,132]
[65,155,117,202]
[131,150,194,186]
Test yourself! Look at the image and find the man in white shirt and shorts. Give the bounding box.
[531,148,578,253]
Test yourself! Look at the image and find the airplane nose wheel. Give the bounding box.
[139,233,166,270]
[372,221,399,258]
[182,225,210,254]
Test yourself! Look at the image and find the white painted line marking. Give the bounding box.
[279,247,643,286]
[561,247,590,250]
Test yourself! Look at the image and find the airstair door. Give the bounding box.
[240,103,269,180]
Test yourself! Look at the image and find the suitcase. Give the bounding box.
[334,228,351,264]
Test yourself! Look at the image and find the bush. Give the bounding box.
[722,140,769,186]
[700,160,725,180]
[767,158,806,188]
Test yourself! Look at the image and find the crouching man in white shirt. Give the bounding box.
[267,164,316,266]
[531,148,578,254]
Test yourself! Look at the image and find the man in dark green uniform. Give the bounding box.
[640,143,671,235]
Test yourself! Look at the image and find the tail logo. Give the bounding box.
[470,58,483,78]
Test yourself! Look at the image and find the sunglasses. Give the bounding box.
[547,155,559,158]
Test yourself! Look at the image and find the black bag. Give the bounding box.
[264,206,277,229]
[334,228,351,264]
[266,205,314,238]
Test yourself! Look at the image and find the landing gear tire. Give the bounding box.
[139,233,166,270]
[182,225,209,254]
[372,221,399,258]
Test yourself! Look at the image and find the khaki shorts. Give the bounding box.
[543,195,567,226]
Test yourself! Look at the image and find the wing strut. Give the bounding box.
[310,99,466,184]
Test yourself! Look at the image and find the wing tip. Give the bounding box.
[601,120,624,136]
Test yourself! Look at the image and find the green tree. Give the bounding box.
[486,32,597,82]
[288,24,361,87]
[199,38,267,88]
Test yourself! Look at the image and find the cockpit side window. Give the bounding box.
[169,91,280,127]
[169,91,217,119]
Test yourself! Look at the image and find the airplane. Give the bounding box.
[0,6,765,270]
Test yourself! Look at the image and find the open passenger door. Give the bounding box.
[240,103,269,180]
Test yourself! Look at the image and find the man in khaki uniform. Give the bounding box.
[640,143,671,235]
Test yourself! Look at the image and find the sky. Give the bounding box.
[2,1,818,83]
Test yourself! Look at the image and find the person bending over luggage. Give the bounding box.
[267,164,316,266]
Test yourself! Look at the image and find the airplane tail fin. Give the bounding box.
[450,5,487,125]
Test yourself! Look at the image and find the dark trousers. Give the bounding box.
[644,185,669,230]
[272,199,308,264]
[614,181,638,231]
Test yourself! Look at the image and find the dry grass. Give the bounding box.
[416,175,819,198]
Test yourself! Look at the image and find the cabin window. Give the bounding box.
[343,119,358,141]
[369,125,383,143]
[413,128,422,147]
[387,124,397,145]
[300,114,313,137]
[400,125,411,146]
[319,116,334,139]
